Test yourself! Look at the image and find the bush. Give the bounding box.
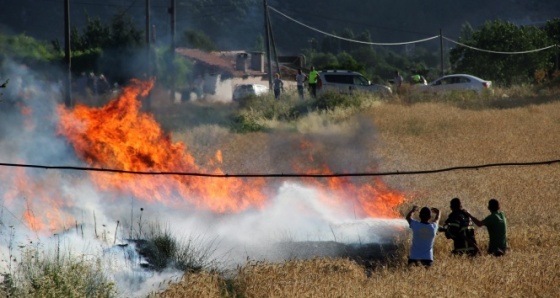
[1,246,116,298]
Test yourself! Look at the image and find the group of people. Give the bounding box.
[406,197,508,268]
[75,72,112,97]
[271,66,321,100]
[393,70,427,93]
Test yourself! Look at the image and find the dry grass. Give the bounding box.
[154,93,560,297]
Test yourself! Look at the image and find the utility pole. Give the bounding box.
[439,29,444,77]
[145,0,151,111]
[267,13,281,77]
[64,0,72,107]
[169,0,176,102]
[263,0,273,89]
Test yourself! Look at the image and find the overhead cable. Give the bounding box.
[443,36,558,54]
[0,160,558,178]
[268,6,439,46]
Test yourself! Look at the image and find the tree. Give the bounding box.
[179,29,216,52]
[450,20,554,85]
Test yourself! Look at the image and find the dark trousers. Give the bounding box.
[297,85,304,99]
[309,83,317,98]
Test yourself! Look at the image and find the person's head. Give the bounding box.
[311,66,315,71]
[488,199,500,212]
[395,70,399,75]
[419,207,432,222]
[450,197,462,211]
[298,69,302,74]
[275,73,280,78]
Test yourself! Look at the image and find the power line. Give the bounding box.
[269,5,559,54]
[268,6,439,46]
[0,160,558,178]
[273,6,434,37]
[443,36,558,54]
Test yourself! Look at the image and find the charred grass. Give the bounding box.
[153,85,560,297]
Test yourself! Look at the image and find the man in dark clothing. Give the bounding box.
[465,199,508,256]
[442,198,480,256]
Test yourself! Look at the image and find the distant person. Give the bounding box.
[308,66,319,98]
[98,74,111,94]
[273,73,284,99]
[410,73,427,85]
[87,72,99,96]
[194,75,204,100]
[464,199,508,256]
[442,197,480,256]
[393,71,403,93]
[295,69,308,100]
[406,205,441,268]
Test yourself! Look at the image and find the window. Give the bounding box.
[353,75,369,86]
[324,74,353,84]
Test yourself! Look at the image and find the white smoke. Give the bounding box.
[0,61,406,296]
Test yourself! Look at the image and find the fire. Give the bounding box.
[57,79,266,213]
[3,167,76,233]
[55,79,405,219]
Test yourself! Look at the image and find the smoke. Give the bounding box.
[0,61,406,296]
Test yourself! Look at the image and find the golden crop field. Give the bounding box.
[154,94,560,298]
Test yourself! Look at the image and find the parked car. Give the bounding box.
[232,84,269,101]
[317,70,392,96]
[414,74,492,94]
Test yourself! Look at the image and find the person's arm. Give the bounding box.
[406,205,418,224]
[431,208,441,226]
[464,210,484,227]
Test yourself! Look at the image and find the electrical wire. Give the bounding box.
[443,36,558,54]
[0,160,558,178]
[268,6,439,46]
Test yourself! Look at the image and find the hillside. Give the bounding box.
[1,0,559,54]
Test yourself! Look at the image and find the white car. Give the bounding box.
[414,74,492,94]
[232,84,269,101]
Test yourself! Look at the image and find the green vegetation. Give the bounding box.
[1,244,116,297]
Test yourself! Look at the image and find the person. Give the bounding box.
[98,74,111,94]
[295,69,307,100]
[273,73,284,99]
[194,75,204,100]
[406,205,441,268]
[464,199,508,256]
[393,71,403,92]
[410,73,426,85]
[308,66,319,98]
[87,72,99,96]
[442,197,480,256]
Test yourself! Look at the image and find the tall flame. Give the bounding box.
[57,79,266,213]
[50,79,405,230]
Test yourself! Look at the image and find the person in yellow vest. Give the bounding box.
[308,66,319,98]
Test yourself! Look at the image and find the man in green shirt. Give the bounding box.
[465,199,508,256]
[308,66,319,98]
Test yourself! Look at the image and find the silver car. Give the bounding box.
[317,70,392,96]
[414,74,492,94]
[232,84,269,101]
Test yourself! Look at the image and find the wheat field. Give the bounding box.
[154,96,560,297]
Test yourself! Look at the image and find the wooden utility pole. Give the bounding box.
[145,0,151,111]
[267,13,281,77]
[169,0,176,102]
[263,0,273,89]
[439,29,444,76]
[64,0,72,107]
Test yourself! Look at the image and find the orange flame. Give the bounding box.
[57,80,266,213]
[2,167,76,233]
[55,79,406,218]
